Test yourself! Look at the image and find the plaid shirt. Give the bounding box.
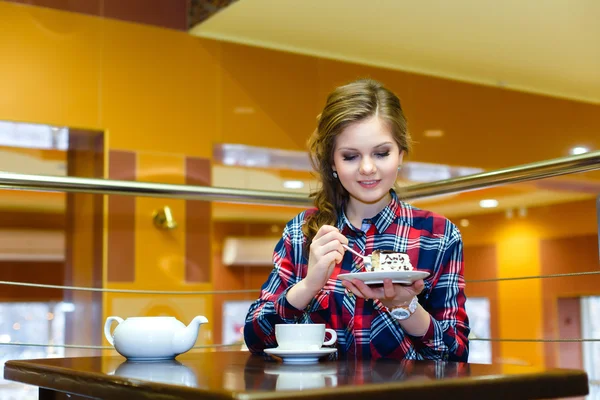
[244,190,470,361]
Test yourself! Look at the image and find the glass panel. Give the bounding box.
[0,8,598,394]
[582,296,600,399]
[465,297,491,364]
[0,121,68,151]
[222,300,253,349]
[0,302,72,400]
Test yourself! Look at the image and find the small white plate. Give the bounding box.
[338,270,430,285]
[264,347,337,364]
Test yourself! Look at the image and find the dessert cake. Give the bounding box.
[369,250,413,272]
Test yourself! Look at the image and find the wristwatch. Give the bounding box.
[386,296,418,321]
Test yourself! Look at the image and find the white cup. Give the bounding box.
[275,324,337,351]
[266,364,338,391]
[277,372,338,390]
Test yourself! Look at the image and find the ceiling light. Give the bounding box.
[400,161,483,182]
[479,199,498,208]
[222,157,236,166]
[283,180,304,189]
[459,219,469,227]
[423,129,444,138]
[270,225,281,233]
[569,146,589,155]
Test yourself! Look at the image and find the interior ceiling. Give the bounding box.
[190,0,600,104]
[2,2,600,223]
[187,0,600,222]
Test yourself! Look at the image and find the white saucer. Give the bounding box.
[264,348,337,364]
[338,270,430,285]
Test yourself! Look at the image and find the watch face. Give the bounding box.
[391,308,411,320]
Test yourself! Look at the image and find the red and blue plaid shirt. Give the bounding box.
[244,190,470,361]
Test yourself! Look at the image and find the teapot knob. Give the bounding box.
[104,316,124,346]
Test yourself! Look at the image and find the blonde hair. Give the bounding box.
[302,79,412,249]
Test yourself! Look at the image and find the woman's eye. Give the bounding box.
[376,151,390,158]
[343,155,358,161]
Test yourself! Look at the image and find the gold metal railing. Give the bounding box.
[0,151,599,205]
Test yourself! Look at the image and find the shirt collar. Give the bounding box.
[336,189,402,235]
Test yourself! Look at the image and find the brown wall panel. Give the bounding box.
[103,0,187,30]
[556,297,583,369]
[6,0,102,15]
[65,129,104,346]
[0,262,64,301]
[0,210,66,300]
[107,150,136,282]
[211,221,278,344]
[185,157,212,282]
[540,234,600,368]
[0,210,65,230]
[5,0,187,30]
[463,244,500,362]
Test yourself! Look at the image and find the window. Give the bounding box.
[465,297,492,363]
[222,300,253,349]
[581,296,600,399]
[0,302,72,400]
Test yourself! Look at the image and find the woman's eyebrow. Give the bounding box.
[337,142,393,151]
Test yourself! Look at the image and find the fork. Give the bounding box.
[342,244,372,271]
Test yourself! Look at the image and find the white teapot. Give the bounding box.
[104,315,209,361]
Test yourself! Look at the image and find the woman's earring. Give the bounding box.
[333,171,338,178]
[397,166,402,171]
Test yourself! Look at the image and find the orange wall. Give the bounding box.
[539,234,600,369]
[3,2,600,170]
[451,197,598,369]
[212,198,599,366]
[211,221,285,345]
[102,151,214,350]
[1,2,599,364]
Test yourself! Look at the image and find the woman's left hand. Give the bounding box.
[341,278,424,309]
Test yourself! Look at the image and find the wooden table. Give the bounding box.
[4,351,589,400]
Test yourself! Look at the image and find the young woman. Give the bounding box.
[243,79,470,361]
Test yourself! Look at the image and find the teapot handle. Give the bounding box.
[104,316,124,346]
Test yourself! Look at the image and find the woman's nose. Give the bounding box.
[359,158,376,175]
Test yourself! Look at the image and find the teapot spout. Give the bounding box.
[172,316,209,355]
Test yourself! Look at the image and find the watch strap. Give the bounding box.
[386,296,418,319]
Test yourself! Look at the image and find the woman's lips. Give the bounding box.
[358,179,381,189]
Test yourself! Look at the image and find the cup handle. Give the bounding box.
[323,328,337,346]
[104,316,124,346]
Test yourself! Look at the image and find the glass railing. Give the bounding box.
[0,144,598,399]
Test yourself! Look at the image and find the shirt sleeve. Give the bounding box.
[407,224,470,362]
[243,222,331,354]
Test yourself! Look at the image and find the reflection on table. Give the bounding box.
[243,356,472,391]
[3,351,589,400]
[110,359,198,387]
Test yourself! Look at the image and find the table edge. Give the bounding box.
[4,359,590,400]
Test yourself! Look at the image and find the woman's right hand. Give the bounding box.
[303,225,348,293]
